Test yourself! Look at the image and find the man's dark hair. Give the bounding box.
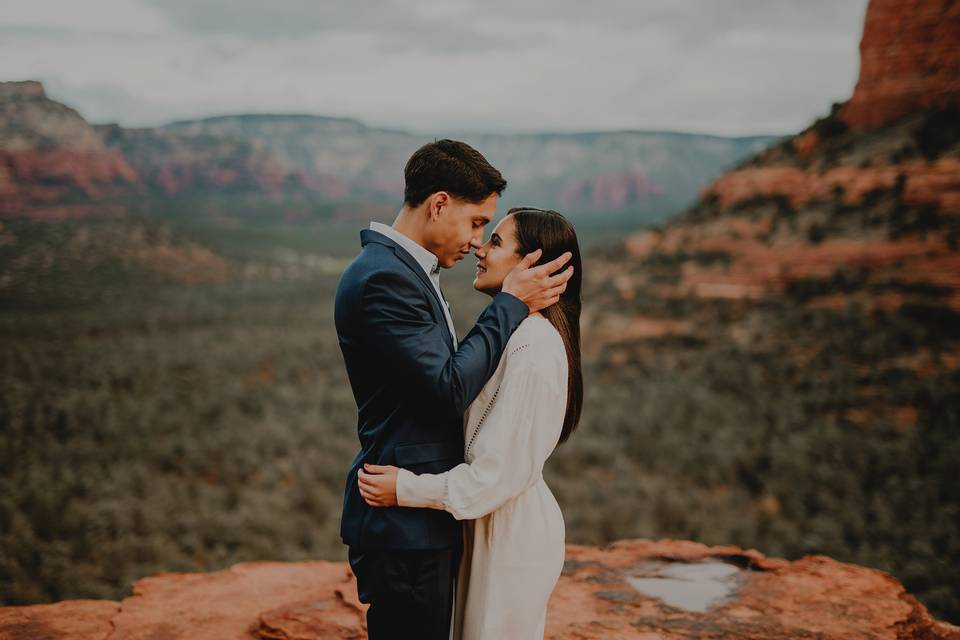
[403,139,507,207]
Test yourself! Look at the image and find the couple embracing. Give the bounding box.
[334,139,583,639]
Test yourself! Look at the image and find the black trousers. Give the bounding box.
[348,546,460,640]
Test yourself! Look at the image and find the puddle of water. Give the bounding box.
[625,561,743,612]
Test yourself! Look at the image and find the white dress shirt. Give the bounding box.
[369,221,457,348]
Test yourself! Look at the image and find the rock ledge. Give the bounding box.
[1,539,957,640]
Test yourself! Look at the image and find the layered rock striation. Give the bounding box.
[581,0,960,622]
[0,82,773,221]
[0,82,138,218]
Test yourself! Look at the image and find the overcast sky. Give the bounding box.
[0,0,869,136]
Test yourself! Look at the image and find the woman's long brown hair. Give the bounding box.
[510,207,583,444]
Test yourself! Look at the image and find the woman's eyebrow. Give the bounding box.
[491,233,501,242]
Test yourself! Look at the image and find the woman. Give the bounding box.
[358,207,583,639]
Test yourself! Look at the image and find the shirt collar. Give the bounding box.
[369,221,440,278]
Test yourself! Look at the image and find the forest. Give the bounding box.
[0,212,957,623]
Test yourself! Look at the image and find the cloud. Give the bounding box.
[142,0,514,52]
[0,0,869,135]
[0,0,169,34]
[486,0,867,38]
[145,0,404,37]
[42,78,177,125]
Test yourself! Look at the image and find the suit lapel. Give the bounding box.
[361,229,456,351]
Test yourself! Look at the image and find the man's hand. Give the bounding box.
[358,464,399,507]
[501,249,574,314]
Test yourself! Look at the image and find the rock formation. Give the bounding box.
[0,82,771,222]
[560,170,666,210]
[840,0,960,129]
[581,0,960,622]
[0,81,139,218]
[588,0,960,322]
[1,540,956,639]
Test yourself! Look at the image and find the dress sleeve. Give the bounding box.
[396,337,567,520]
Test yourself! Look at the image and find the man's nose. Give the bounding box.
[469,236,484,250]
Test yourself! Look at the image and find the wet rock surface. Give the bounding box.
[549,540,958,639]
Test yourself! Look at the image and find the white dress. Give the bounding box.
[396,314,567,640]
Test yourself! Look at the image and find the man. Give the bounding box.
[334,139,573,638]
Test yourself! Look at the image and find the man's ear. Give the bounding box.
[428,192,449,221]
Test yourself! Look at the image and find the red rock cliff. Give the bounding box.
[840,0,960,129]
[0,81,139,218]
[581,1,960,621]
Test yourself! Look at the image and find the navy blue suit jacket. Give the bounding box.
[335,229,528,550]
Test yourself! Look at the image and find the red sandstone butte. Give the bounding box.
[840,0,960,129]
[560,171,665,210]
[0,149,138,200]
[0,540,956,640]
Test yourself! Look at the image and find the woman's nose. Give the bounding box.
[475,244,486,258]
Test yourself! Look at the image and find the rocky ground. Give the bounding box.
[1,539,957,640]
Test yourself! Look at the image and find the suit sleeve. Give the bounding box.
[360,269,528,419]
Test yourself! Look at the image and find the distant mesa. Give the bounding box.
[0,80,772,222]
[0,80,45,100]
[560,170,666,210]
[0,80,139,218]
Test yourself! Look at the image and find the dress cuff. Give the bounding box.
[396,468,447,510]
